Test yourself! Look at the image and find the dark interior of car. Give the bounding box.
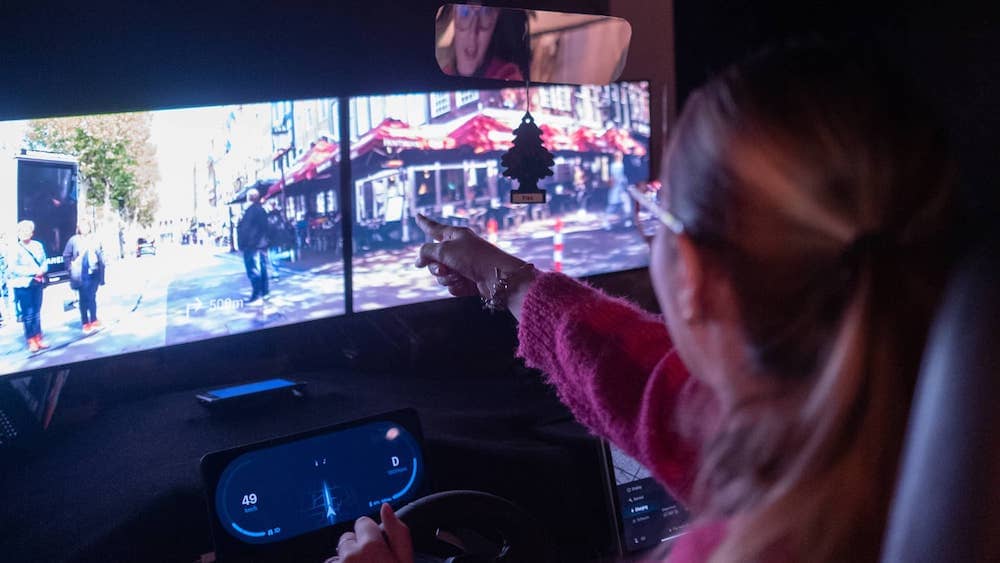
[1,2,997,562]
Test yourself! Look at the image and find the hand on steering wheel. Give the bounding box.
[327,503,414,563]
[328,491,553,563]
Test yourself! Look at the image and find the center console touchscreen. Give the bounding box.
[201,409,427,561]
[605,442,689,555]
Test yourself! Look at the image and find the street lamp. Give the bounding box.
[271,101,297,217]
[272,143,291,214]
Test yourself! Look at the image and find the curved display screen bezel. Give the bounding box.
[200,409,428,562]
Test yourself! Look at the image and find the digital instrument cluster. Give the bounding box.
[202,410,426,557]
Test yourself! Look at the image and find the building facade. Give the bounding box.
[349,83,651,232]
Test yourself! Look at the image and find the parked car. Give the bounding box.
[136,237,156,257]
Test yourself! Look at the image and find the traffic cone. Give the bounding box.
[487,218,499,245]
[553,217,564,273]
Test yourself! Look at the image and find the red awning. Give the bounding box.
[351,118,428,159]
[442,114,513,154]
[570,127,604,153]
[290,138,339,183]
[600,128,647,156]
[264,179,284,200]
[538,123,580,153]
[264,138,339,199]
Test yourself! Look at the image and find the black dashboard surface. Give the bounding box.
[1,367,616,563]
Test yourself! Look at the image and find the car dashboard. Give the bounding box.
[1,364,622,562]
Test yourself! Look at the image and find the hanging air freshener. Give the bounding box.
[502,82,555,204]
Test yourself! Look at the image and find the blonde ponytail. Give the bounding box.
[708,253,930,561]
[664,40,957,562]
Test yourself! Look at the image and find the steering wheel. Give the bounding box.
[395,490,555,563]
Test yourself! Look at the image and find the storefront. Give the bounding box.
[355,168,406,223]
[348,110,650,245]
[352,158,499,244]
[268,138,340,223]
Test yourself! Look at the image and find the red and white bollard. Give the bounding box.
[553,217,564,273]
[487,218,499,245]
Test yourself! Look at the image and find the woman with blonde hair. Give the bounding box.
[334,40,958,562]
[7,220,50,353]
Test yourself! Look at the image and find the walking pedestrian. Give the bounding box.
[295,213,309,255]
[0,233,9,328]
[7,220,49,353]
[603,151,633,230]
[265,200,283,279]
[237,188,270,304]
[64,225,106,334]
[573,163,590,217]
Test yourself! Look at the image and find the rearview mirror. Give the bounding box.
[435,5,632,85]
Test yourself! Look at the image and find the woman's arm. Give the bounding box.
[62,236,75,266]
[413,215,707,500]
[514,272,704,501]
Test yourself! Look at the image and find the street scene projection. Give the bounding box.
[0,81,653,376]
[0,99,345,376]
[349,82,652,311]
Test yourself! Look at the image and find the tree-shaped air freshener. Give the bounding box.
[502,111,554,204]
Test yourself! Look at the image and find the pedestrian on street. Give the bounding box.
[0,232,9,328]
[295,213,309,255]
[117,226,126,260]
[237,188,270,305]
[604,151,633,230]
[573,163,590,216]
[64,224,106,334]
[265,200,285,279]
[7,220,49,353]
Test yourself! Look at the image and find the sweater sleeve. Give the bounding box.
[516,272,708,502]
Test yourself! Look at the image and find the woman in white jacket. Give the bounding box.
[7,220,49,353]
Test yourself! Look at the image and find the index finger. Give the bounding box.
[416,213,448,242]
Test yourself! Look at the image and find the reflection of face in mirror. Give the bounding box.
[438,5,527,81]
[437,5,631,86]
[454,6,499,76]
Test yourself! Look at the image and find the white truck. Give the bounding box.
[1,150,80,284]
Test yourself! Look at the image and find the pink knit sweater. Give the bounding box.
[516,272,724,562]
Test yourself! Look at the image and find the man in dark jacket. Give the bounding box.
[236,188,270,304]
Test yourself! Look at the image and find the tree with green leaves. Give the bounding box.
[25,112,160,227]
